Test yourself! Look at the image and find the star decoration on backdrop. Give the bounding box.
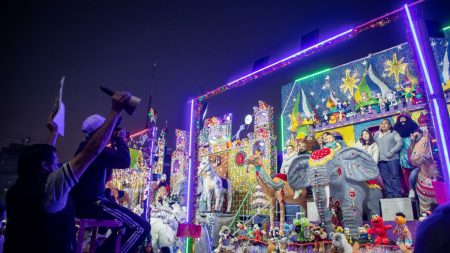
[362,59,368,66]
[384,53,407,84]
[439,61,444,66]
[431,41,437,47]
[325,75,330,80]
[397,45,403,50]
[315,105,320,109]
[445,41,449,47]
[310,91,315,96]
[347,95,353,100]
[340,69,359,96]
[293,97,296,102]
[321,85,326,90]
[321,98,326,103]
[382,73,387,78]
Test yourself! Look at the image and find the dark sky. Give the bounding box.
[1,0,449,161]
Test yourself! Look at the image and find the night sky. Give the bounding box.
[1,0,449,161]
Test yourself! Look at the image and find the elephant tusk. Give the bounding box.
[325,185,330,208]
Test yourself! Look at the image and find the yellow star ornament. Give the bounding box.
[385,53,407,84]
[340,69,359,96]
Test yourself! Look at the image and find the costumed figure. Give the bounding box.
[197,158,232,212]
[330,232,353,253]
[214,226,237,253]
[367,215,392,245]
[393,212,412,247]
[287,147,382,237]
[246,149,307,235]
[409,130,437,212]
[310,224,327,253]
[393,112,419,197]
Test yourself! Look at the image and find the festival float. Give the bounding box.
[106,2,450,252]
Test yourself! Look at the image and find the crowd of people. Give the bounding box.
[3,92,150,253]
[283,113,424,199]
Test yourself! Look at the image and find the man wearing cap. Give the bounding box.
[70,114,150,253]
[4,91,132,253]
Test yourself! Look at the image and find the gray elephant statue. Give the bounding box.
[287,147,382,237]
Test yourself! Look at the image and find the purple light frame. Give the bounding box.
[405,4,450,182]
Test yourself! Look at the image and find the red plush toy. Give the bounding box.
[368,215,392,245]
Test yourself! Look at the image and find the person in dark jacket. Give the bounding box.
[70,114,150,253]
[4,91,131,253]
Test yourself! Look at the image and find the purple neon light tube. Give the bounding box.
[196,28,354,100]
[405,4,450,180]
[186,99,195,223]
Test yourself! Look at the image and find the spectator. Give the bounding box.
[4,91,131,253]
[280,145,296,174]
[354,129,379,163]
[70,114,150,253]
[297,141,309,155]
[393,113,419,197]
[374,119,403,198]
[323,132,342,152]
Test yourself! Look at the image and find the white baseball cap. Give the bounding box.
[82,114,105,136]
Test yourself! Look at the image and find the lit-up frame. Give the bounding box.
[184,1,450,252]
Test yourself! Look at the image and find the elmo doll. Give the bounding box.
[368,215,392,245]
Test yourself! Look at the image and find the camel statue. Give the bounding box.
[246,153,307,235]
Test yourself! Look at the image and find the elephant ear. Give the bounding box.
[335,147,379,182]
[287,154,311,190]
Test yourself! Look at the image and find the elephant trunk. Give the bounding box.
[312,185,334,235]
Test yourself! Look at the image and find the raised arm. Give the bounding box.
[46,113,59,146]
[69,92,130,180]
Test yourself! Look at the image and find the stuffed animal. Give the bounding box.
[393,212,412,247]
[214,226,237,253]
[293,218,311,242]
[357,224,370,244]
[246,225,254,239]
[344,227,353,244]
[335,226,344,233]
[330,232,353,253]
[253,224,262,241]
[283,222,293,238]
[236,222,247,238]
[310,225,327,253]
[367,215,392,245]
[300,218,311,242]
